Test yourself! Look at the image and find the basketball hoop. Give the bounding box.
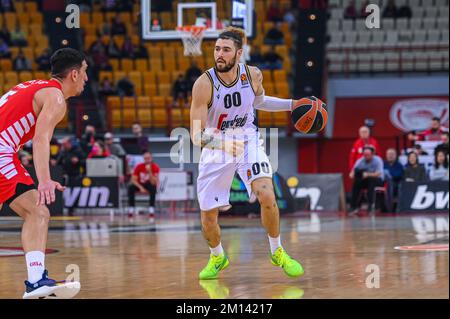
[176,26,207,56]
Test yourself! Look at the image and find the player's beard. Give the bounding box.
[215,53,237,73]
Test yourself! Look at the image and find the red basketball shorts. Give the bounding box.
[0,153,34,204]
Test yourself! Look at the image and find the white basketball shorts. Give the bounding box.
[197,135,273,211]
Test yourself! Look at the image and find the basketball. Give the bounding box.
[291,96,328,134]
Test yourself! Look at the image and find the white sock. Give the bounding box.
[210,243,224,256]
[148,206,155,214]
[25,251,45,284]
[268,235,282,255]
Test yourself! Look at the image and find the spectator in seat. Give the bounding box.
[134,42,149,59]
[91,45,111,71]
[382,0,398,18]
[403,151,428,182]
[104,132,126,158]
[111,15,127,36]
[0,38,11,58]
[76,0,91,12]
[13,50,32,71]
[102,0,117,12]
[249,45,265,69]
[132,122,150,153]
[88,140,111,158]
[344,0,357,19]
[266,1,283,23]
[262,46,283,70]
[413,144,429,156]
[397,3,412,19]
[410,117,449,142]
[80,124,97,154]
[429,150,449,181]
[107,37,122,58]
[0,0,15,12]
[185,61,203,92]
[99,77,117,98]
[119,0,134,12]
[264,23,285,46]
[57,137,86,184]
[10,24,28,47]
[128,151,160,216]
[117,75,135,97]
[349,125,380,171]
[19,152,32,169]
[0,23,11,45]
[172,74,189,107]
[35,48,52,71]
[384,148,404,203]
[121,36,136,58]
[89,37,106,55]
[349,146,385,213]
[283,4,296,30]
[435,132,449,156]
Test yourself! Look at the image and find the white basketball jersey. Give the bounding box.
[204,63,258,135]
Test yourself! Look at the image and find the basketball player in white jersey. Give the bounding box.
[190,27,304,280]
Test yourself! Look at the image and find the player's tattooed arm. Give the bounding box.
[249,65,264,96]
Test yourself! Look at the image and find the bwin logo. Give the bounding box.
[411,186,449,210]
[64,187,111,207]
[291,187,322,210]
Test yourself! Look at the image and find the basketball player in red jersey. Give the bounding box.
[0,48,88,299]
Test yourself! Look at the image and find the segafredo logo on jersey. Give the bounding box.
[390,99,449,132]
[217,113,248,130]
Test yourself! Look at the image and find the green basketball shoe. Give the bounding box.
[270,247,304,278]
[198,252,229,280]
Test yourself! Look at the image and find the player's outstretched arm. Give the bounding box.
[190,74,244,156]
[248,66,295,112]
[33,88,67,205]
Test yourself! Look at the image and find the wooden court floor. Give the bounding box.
[0,212,448,299]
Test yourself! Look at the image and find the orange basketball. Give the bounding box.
[291,96,328,134]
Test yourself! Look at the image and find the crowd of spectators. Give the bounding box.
[348,118,449,213]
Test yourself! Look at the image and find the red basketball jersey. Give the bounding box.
[0,79,62,154]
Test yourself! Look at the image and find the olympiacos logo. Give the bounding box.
[389,99,449,132]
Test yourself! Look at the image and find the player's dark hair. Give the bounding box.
[218,27,246,50]
[432,117,441,122]
[363,145,375,153]
[50,48,85,80]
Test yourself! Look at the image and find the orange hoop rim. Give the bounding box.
[176,25,207,36]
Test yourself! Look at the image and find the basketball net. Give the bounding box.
[176,26,207,56]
